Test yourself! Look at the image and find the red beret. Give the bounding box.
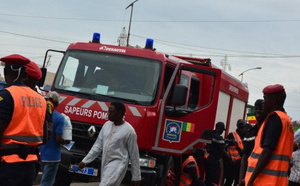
[0,54,30,66]
[263,84,285,94]
[26,61,42,80]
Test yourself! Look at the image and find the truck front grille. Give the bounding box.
[71,121,102,153]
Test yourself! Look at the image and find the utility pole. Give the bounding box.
[117,27,127,46]
[220,55,231,72]
[126,0,139,47]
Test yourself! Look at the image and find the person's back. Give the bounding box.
[3,85,46,160]
[224,120,245,186]
[0,54,47,186]
[40,110,64,160]
[180,156,199,186]
[203,122,227,186]
[40,91,68,186]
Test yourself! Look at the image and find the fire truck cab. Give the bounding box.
[39,33,249,185]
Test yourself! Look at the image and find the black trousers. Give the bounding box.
[0,161,36,186]
[289,180,300,186]
[224,160,240,186]
[204,154,221,186]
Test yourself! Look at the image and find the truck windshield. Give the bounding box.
[53,50,162,106]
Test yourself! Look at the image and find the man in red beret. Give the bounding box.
[24,61,42,91]
[0,54,47,186]
[245,84,294,186]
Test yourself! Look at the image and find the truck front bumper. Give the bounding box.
[122,166,157,186]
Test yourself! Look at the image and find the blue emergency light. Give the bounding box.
[145,38,154,49]
[92,32,100,43]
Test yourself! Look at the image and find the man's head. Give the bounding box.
[262,84,286,114]
[236,119,245,134]
[0,54,30,86]
[254,99,264,123]
[23,61,42,90]
[215,121,226,135]
[236,119,245,128]
[108,101,126,123]
[46,91,60,108]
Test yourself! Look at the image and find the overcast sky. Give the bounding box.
[0,0,299,121]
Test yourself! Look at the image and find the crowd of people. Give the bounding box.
[183,84,297,186]
[0,53,298,186]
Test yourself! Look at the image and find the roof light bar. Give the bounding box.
[145,38,154,49]
[92,32,100,43]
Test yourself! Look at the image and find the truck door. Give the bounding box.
[153,62,221,155]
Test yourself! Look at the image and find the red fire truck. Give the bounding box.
[39,33,249,185]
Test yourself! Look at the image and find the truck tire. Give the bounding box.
[161,156,175,186]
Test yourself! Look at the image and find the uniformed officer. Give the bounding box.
[0,54,47,186]
[180,148,206,186]
[203,122,231,186]
[245,84,294,186]
[239,99,265,185]
[224,119,245,186]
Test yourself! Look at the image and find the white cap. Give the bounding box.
[46,91,60,103]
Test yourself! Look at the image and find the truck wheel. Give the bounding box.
[163,157,175,186]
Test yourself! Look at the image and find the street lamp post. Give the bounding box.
[238,67,262,82]
[126,0,139,47]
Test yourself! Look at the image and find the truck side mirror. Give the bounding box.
[37,67,47,87]
[171,84,187,106]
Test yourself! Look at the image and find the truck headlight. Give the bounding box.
[139,158,156,168]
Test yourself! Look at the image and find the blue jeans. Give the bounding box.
[41,162,59,186]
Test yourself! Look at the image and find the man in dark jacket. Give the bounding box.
[203,122,231,186]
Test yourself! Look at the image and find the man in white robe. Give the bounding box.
[78,102,141,186]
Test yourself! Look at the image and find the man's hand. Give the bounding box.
[131,180,141,186]
[78,161,86,170]
[64,140,71,144]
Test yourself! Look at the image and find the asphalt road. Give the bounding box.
[34,172,129,186]
[71,181,129,186]
[70,182,100,186]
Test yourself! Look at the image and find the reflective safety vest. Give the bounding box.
[245,111,294,186]
[228,131,244,160]
[180,156,200,186]
[204,150,210,159]
[0,86,46,163]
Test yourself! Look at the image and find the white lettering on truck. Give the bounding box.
[229,85,239,94]
[64,106,108,120]
[93,111,108,120]
[99,46,126,53]
[64,106,92,117]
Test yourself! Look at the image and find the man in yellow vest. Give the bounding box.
[245,84,294,186]
[239,99,266,185]
[0,54,47,186]
[180,148,206,186]
[225,119,245,186]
